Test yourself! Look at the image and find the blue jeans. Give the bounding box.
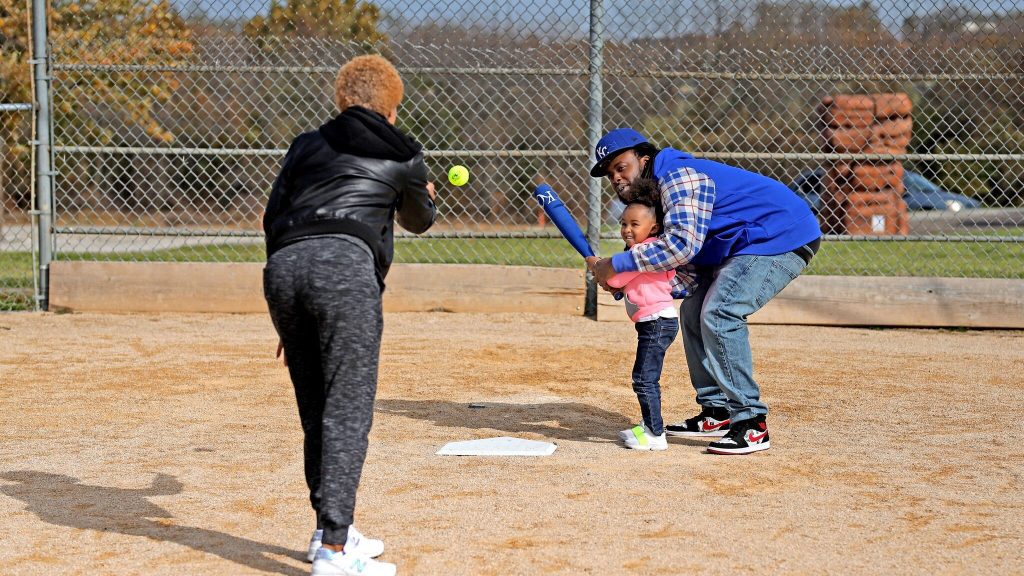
[631,316,680,436]
[680,251,807,424]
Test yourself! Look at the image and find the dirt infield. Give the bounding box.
[0,312,1021,575]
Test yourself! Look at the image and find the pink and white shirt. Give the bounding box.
[607,238,678,323]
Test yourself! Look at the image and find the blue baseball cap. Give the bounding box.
[590,128,648,177]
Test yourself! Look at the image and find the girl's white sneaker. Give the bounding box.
[620,424,668,451]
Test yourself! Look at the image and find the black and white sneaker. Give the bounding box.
[665,406,731,438]
[707,417,770,455]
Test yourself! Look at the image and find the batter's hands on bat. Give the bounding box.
[426,181,436,200]
[586,257,616,292]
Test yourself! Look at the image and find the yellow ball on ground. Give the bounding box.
[448,165,469,186]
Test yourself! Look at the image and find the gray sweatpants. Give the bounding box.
[263,236,382,546]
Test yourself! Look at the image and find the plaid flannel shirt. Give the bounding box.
[611,166,716,299]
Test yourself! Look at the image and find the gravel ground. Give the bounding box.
[0,312,1021,575]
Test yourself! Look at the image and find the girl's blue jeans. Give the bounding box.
[631,316,680,436]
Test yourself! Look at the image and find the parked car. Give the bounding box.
[788,168,980,213]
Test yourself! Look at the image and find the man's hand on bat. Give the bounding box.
[585,256,616,292]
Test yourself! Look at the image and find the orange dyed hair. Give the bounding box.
[333,55,404,116]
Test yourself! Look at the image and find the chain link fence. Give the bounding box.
[3,0,1023,309]
[0,105,33,311]
[0,0,37,310]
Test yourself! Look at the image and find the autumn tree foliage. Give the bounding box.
[0,0,193,144]
[244,0,386,46]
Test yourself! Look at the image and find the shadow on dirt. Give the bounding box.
[376,399,632,443]
[0,470,305,575]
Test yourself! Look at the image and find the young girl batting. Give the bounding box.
[606,180,679,451]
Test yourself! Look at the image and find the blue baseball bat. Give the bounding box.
[533,184,623,301]
[533,184,594,258]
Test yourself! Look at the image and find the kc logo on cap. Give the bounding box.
[590,128,649,177]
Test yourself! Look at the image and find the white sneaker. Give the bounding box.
[621,424,668,451]
[618,424,658,441]
[311,547,396,576]
[307,526,385,562]
[345,525,385,558]
[307,529,324,563]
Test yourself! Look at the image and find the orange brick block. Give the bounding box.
[849,162,904,191]
[822,126,872,153]
[844,189,902,207]
[867,118,913,154]
[895,198,910,235]
[873,93,913,118]
[819,105,875,128]
[825,94,875,110]
[819,94,876,128]
[818,93,911,236]
[842,200,903,235]
[826,162,904,192]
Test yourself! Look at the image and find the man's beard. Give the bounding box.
[616,177,658,203]
[614,180,632,198]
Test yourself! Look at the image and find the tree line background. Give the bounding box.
[0,0,1021,229]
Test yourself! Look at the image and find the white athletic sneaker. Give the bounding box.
[620,424,668,451]
[306,526,385,562]
[345,526,385,558]
[307,529,324,563]
[311,547,396,576]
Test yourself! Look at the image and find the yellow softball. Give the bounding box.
[448,165,470,186]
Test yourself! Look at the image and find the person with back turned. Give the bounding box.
[263,55,436,576]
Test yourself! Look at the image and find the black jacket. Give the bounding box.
[263,106,436,289]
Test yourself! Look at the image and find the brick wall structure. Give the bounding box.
[818,93,913,235]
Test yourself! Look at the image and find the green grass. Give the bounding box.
[0,251,33,284]
[2,236,1021,310]
[808,240,1024,278]
[0,251,34,311]
[58,244,269,263]
[7,237,1024,275]
[985,227,1024,237]
[411,237,1023,279]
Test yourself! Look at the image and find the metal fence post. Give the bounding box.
[31,0,53,311]
[584,0,604,318]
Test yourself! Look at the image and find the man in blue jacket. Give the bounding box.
[587,128,821,455]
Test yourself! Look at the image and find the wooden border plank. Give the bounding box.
[49,262,585,316]
[50,262,1024,328]
[50,261,267,314]
[598,275,1024,328]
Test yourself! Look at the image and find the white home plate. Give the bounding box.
[436,436,557,456]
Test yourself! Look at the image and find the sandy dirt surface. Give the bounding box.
[0,312,1021,575]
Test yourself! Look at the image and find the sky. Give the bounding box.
[173,0,1024,40]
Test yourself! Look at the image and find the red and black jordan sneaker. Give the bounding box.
[665,406,731,438]
[706,416,770,455]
